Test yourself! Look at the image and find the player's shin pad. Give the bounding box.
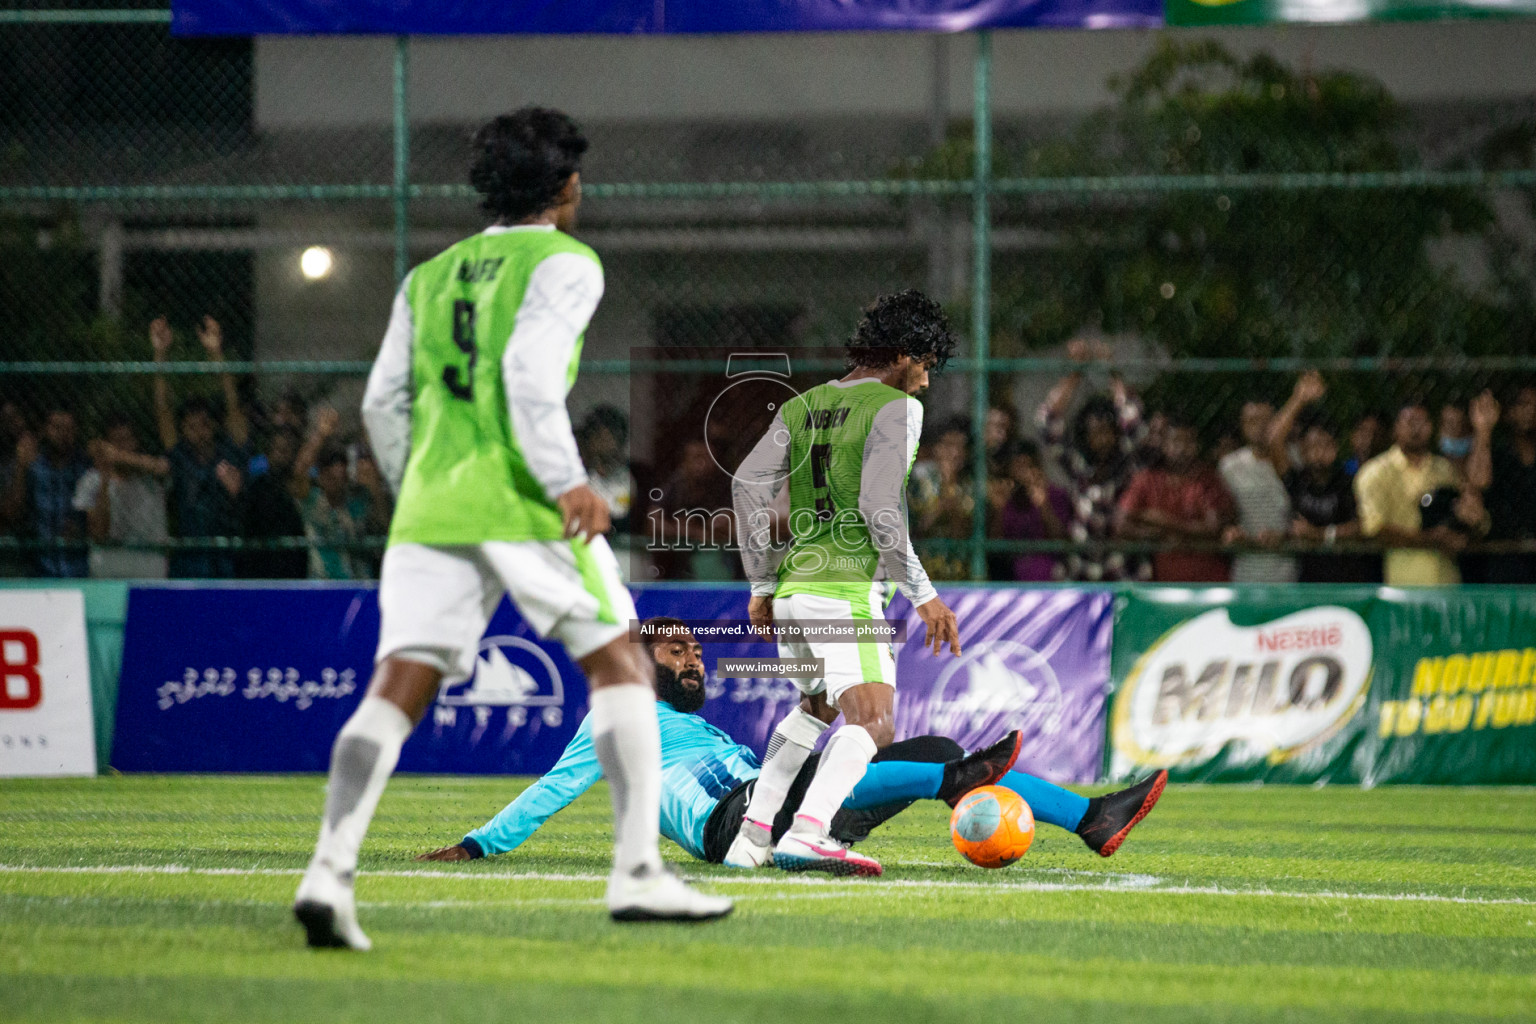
[791,725,878,832]
[310,697,413,876]
[590,683,664,874]
[742,708,827,828]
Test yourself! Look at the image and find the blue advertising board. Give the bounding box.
[114,583,1112,780]
[113,585,585,774]
[172,0,1160,36]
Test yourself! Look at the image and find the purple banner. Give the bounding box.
[665,585,1114,782]
[893,588,1112,783]
[172,0,1160,36]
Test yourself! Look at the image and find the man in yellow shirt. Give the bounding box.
[1354,402,1487,585]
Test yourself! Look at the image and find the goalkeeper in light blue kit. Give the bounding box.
[418,619,1165,865]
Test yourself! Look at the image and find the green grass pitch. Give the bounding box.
[2,776,1534,1023]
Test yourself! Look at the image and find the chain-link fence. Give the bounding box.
[2,10,1535,584]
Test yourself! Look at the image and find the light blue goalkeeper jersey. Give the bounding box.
[465,701,761,861]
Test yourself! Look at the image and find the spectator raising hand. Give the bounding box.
[1465,389,1498,493]
[215,460,243,497]
[150,317,176,450]
[1266,370,1327,477]
[289,408,383,581]
[1469,385,1536,583]
[196,315,249,449]
[74,419,171,580]
[196,314,222,355]
[152,315,251,578]
[1218,390,1295,583]
[1035,337,1149,582]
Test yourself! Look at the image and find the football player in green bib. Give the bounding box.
[294,108,730,950]
[726,290,964,875]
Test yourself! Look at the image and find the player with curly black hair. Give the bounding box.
[293,107,731,950]
[726,290,963,876]
[469,108,589,224]
[842,288,958,376]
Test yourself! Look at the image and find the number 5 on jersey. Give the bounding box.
[444,299,477,401]
[810,443,834,520]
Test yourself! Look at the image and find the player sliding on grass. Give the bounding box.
[294,108,731,950]
[726,290,964,876]
[419,620,1166,865]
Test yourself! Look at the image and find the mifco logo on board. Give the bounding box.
[1114,607,1373,771]
[434,635,566,731]
[0,630,42,711]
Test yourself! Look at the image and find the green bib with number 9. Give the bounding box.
[390,227,600,546]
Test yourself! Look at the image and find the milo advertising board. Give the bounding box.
[1110,586,1536,784]
[1110,587,1378,783]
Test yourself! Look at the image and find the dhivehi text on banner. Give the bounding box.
[0,589,96,777]
[114,586,587,774]
[1110,585,1536,784]
[171,0,1161,36]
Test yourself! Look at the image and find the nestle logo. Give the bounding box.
[1256,624,1343,653]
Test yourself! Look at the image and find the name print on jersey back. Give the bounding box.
[457,257,506,284]
[803,407,851,431]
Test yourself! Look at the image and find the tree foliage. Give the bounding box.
[992,39,1519,366]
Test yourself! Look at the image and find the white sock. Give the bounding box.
[310,697,413,878]
[590,683,663,875]
[790,725,879,835]
[742,708,828,830]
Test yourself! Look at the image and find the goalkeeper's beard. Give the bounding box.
[655,664,706,714]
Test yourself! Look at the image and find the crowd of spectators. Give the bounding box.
[907,343,1536,587]
[0,317,390,581]
[4,321,1533,587]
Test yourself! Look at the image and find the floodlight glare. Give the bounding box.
[300,246,334,280]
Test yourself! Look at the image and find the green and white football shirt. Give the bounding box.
[733,377,937,606]
[362,225,602,547]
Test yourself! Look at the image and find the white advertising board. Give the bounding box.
[0,589,96,777]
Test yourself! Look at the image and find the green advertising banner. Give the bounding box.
[1109,586,1536,784]
[1368,588,1536,785]
[1167,0,1536,25]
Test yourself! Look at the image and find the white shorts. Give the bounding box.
[376,538,636,680]
[772,588,896,707]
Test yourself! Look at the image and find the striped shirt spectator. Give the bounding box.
[1220,445,1296,583]
[1036,351,1150,582]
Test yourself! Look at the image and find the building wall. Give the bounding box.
[250,22,1536,427]
[257,22,1536,127]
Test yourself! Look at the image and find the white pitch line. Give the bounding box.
[2,863,1534,907]
[0,863,1154,890]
